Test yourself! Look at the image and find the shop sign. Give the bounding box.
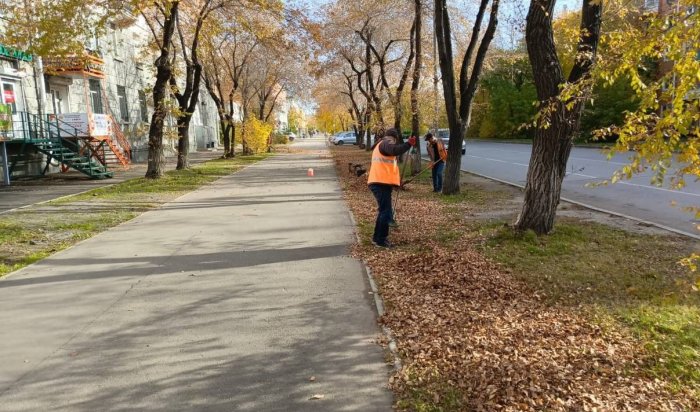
[0,44,33,62]
[3,88,15,104]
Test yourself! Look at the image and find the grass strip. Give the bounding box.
[0,154,269,278]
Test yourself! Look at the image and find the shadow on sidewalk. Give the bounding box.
[0,244,351,288]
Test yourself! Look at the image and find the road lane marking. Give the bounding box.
[464,155,529,167]
[468,143,629,165]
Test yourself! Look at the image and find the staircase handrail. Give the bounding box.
[108,114,132,157]
[24,112,105,166]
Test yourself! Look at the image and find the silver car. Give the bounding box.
[331,131,357,145]
[436,129,466,154]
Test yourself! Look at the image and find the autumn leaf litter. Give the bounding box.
[331,147,698,411]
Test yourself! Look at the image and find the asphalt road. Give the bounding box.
[436,140,700,238]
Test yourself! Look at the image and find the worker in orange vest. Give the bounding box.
[367,128,417,248]
[425,133,448,193]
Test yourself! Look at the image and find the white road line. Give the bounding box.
[470,148,629,167]
[568,156,627,166]
[465,155,529,167]
[469,143,629,165]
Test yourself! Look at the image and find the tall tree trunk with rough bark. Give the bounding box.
[145,2,179,179]
[410,0,422,174]
[515,0,602,234]
[434,0,499,194]
[220,118,230,155]
[175,1,218,170]
[176,116,191,168]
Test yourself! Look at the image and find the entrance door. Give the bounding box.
[0,79,25,140]
[49,86,69,115]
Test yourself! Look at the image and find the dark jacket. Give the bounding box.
[377,138,411,157]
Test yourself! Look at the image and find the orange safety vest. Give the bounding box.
[434,139,448,162]
[367,143,401,186]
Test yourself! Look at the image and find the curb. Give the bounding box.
[347,209,403,372]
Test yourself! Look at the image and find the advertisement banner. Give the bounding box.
[91,114,112,137]
[57,113,90,136]
[0,104,12,140]
[55,112,113,138]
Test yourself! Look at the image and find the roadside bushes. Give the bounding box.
[236,117,274,154]
[271,132,290,145]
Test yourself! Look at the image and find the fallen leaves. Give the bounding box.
[330,146,699,411]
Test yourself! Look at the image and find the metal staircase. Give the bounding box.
[9,112,113,179]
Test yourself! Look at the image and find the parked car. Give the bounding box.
[436,129,466,154]
[331,131,357,145]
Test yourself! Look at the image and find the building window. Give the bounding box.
[50,89,63,114]
[199,100,208,126]
[115,60,126,84]
[89,79,103,114]
[643,0,659,11]
[1,81,17,113]
[117,85,129,122]
[139,90,148,123]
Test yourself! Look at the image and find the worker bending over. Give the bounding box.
[367,128,416,248]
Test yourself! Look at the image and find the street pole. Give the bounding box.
[1,141,9,186]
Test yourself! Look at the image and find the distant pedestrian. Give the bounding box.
[425,133,447,193]
[367,128,416,248]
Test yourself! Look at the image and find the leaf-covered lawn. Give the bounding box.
[331,146,699,411]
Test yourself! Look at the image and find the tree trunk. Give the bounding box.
[145,2,179,179]
[145,64,170,178]
[230,122,236,157]
[515,0,601,234]
[176,116,191,169]
[515,106,574,233]
[410,0,422,174]
[220,118,230,157]
[435,0,461,194]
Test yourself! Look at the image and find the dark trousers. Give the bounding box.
[432,160,445,192]
[369,183,393,243]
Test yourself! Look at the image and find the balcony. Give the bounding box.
[43,51,105,79]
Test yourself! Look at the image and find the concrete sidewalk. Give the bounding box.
[0,139,392,411]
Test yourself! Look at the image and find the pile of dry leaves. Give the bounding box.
[331,146,698,411]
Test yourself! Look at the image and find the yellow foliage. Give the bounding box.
[239,117,273,154]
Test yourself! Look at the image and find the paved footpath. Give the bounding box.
[0,139,392,411]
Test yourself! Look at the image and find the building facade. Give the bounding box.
[1,13,221,179]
